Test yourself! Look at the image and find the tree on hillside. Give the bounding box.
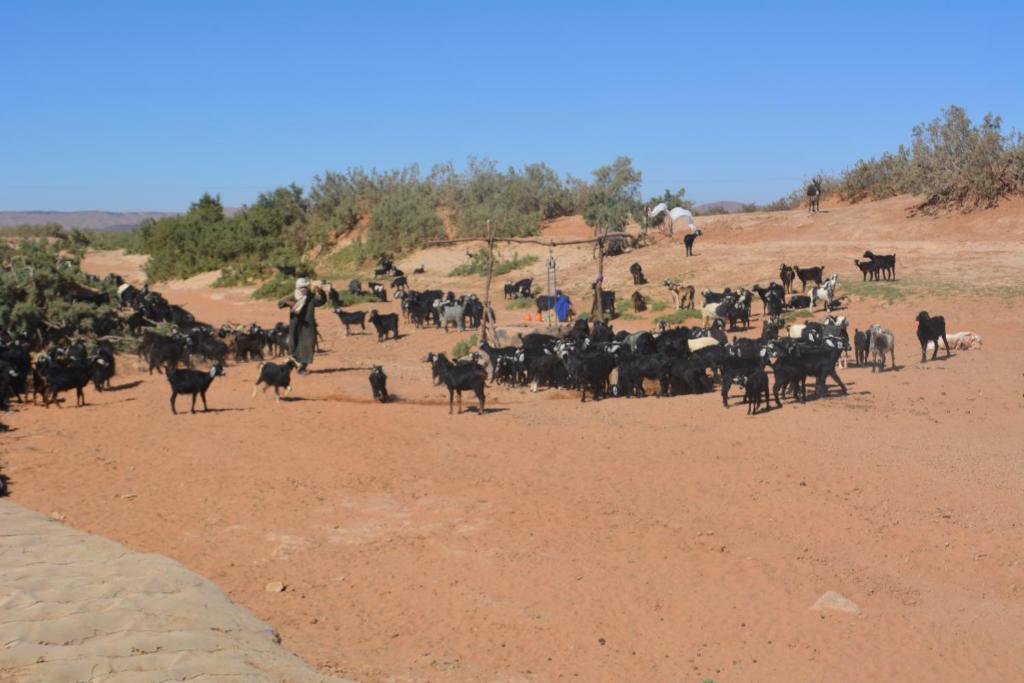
[366,186,445,255]
[582,157,643,236]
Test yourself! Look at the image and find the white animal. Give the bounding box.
[810,274,839,311]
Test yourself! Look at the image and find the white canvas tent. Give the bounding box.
[649,204,696,233]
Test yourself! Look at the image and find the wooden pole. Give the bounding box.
[591,230,607,320]
[425,233,630,248]
[480,220,496,345]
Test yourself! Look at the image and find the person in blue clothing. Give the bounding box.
[554,292,573,322]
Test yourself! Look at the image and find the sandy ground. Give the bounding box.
[0,501,349,682]
[2,196,1024,682]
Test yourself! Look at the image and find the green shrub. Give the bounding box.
[506,297,534,309]
[655,308,700,326]
[88,229,141,252]
[844,280,907,304]
[449,248,538,277]
[781,309,814,321]
[252,268,317,301]
[0,238,122,340]
[335,290,379,306]
[319,242,369,282]
[764,106,1024,213]
[451,333,478,358]
[648,299,669,312]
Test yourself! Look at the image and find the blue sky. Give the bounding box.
[2,1,1022,211]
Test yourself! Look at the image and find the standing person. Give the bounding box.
[278,277,326,375]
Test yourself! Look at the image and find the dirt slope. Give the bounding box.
[2,198,1023,682]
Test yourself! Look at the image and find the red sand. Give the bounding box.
[3,197,1023,682]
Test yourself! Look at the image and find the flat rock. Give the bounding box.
[810,590,861,614]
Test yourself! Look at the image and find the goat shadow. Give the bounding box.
[43,397,137,408]
[308,366,363,375]
[104,380,144,392]
[919,352,958,364]
[460,406,508,415]
[174,407,251,415]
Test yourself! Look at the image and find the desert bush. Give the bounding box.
[648,299,669,312]
[449,248,538,277]
[654,308,700,326]
[451,333,479,359]
[770,106,1024,212]
[0,238,121,342]
[251,267,317,300]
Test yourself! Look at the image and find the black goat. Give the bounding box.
[391,275,408,291]
[766,338,847,404]
[368,282,388,302]
[629,263,647,285]
[425,353,486,415]
[0,362,21,411]
[535,294,561,313]
[142,332,188,374]
[854,258,880,281]
[512,278,533,298]
[369,365,389,403]
[854,329,871,366]
[864,251,896,280]
[90,346,116,391]
[591,288,616,317]
[251,360,294,400]
[779,264,796,293]
[916,311,950,362]
[719,341,766,407]
[683,229,702,256]
[738,368,771,415]
[787,294,812,310]
[631,290,647,312]
[168,363,226,414]
[40,364,90,407]
[233,332,264,362]
[368,310,399,341]
[793,265,824,292]
[616,352,670,398]
[558,347,616,402]
[663,356,713,396]
[752,283,785,317]
[334,308,367,336]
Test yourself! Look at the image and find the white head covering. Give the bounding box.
[292,278,310,313]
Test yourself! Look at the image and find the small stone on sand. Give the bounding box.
[810,591,860,614]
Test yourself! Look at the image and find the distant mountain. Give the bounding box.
[694,201,748,214]
[0,211,175,232]
[0,208,240,232]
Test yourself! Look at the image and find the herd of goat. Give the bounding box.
[0,249,954,425]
